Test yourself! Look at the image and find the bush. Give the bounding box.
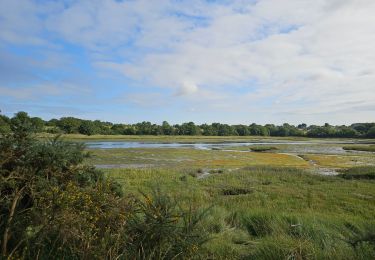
[124,189,209,258]
[0,113,209,259]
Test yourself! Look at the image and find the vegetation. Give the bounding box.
[1,111,375,138]
[249,146,278,152]
[339,166,375,180]
[1,111,375,259]
[105,166,375,259]
[0,112,208,259]
[87,147,309,168]
[343,145,375,152]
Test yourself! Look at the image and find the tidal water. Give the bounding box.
[85,140,358,154]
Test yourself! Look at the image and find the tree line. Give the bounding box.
[1,111,375,138]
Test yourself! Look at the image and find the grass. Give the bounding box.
[82,139,375,258]
[104,166,375,259]
[249,146,278,152]
[339,166,375,180]
[298,153,375,168]
[343,145,375,152]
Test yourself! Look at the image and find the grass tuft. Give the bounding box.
[339,166,375,179]
[249,146,278,152]
[343,145,375,152]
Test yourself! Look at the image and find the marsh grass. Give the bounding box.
[343,145,375,152]
[105,166,375,259]
[249,146,278,152]
[339,166,375,180]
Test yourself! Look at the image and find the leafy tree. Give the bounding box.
[3,110,375,139]
[46,118,59,127]
[78,120,99,135]
[0,115,10,134]
[57,117,82,134]
[336,126,358,138]
[367,126,375,138]
[249,124,269,136]
[234,125,250,136]
[30,117,45,132]
[200,124,216,136]
[111,124,126,135]
[124,126,137,135]
[161,121,173,135]
[265,124,278,136]
[180,122,200,135]
[217,124,237,136]
[135,121,153,135]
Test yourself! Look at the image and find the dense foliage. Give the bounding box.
[0,112,208,259]
[1,112,374,138]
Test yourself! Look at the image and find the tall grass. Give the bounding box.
[338,166,375,180]
[343,145,375,152]
[105,166,375,259]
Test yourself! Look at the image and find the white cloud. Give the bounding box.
[175,81,199,96]
[0,83,88,100]
[1,0,375,123]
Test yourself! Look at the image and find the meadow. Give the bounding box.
[85,136,375,259]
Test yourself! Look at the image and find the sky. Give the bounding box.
[1,0,375,125]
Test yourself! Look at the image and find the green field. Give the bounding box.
[83,137,375,259]
[102,166,375,259]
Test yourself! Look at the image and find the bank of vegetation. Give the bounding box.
[343,145,375,152]
[0,112,208,259]
[1,112,375,138]
[1,112,375,259]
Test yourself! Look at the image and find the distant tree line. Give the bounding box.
[1,111,375,138]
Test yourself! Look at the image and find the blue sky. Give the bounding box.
[1,0,375,125]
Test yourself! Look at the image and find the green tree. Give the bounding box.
[161,121,173,135]
[57,117,82,134]
[180,122,200,135]
[79,120,99,135]
[367,126,375,138]
[234,125,250,136]
[0,114,10,134]
[30,117,45,132]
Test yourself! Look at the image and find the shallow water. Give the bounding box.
[86,140,354,150]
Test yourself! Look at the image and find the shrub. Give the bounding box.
[0,113,209,259]
[124,189,210,259]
